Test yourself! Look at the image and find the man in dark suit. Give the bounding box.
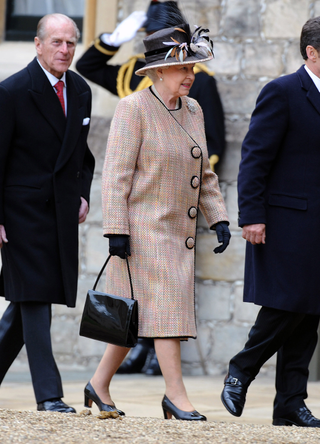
[220,16,320,427]
[0,13,94,413]
[76,0,225,376]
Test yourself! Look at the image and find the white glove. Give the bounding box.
[103,11,147,47]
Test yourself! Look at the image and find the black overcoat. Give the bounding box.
[0,58,95,307]
[238,65,320,315]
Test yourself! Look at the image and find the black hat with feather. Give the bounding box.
[136,4,214,76]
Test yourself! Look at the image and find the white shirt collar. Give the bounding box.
[304,64,320,93]
[37,58,67,88]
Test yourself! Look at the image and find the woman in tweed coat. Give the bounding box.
[84,22,230,420]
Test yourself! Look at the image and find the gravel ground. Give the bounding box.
[1,409,320,443]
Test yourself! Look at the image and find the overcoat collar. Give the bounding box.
[297,64,320,115]
[27,58,66,140]
[27,57,89,172]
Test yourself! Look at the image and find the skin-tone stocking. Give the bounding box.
[90,344,130,406]
[154,338,194,415]
[90,338,194,414]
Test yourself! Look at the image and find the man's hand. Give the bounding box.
[104,11,147,47]
[79,197,89,224]
[242,224,266,245]
[0,225,8,248]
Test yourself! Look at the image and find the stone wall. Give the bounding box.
[1,0,318,376]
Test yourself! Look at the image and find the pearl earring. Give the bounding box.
[160,77,163,81]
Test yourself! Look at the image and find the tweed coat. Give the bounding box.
[75,36,225,160]
[0,58,95,307]
[238,65,320,315]
[102,87,228,338]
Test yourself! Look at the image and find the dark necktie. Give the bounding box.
[55,80,65,115]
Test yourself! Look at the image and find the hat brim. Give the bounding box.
[135,53,213,76]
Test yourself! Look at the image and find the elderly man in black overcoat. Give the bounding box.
[221,16,320,427]
[0,14,94,412]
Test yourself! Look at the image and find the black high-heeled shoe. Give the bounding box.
[161,395,207,421]
[84,381,125,416]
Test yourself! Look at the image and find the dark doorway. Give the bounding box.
[5,0,85,41]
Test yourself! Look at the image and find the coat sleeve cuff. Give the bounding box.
[94,35,120,56]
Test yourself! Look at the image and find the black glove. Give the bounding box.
[213,222,231,254]
[108,235,131,259]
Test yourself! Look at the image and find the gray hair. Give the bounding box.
[145,69,158,82]
[37,13,80,42]
[145,66,169,82]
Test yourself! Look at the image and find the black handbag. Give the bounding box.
[79,254,138,347]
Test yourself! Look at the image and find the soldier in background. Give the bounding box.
[76,0,226,375]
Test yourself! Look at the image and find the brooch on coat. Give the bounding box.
[186,99,197,114]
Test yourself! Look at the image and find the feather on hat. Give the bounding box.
[136,4,214,76]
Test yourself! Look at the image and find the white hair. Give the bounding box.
[145,66,169,82]
[37,13,80,42]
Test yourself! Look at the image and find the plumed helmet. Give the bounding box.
[144,1,183,33]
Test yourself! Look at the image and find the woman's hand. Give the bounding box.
[108,235,131,259]
[213,222,231,254]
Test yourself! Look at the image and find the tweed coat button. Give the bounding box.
[191,146,202,158]
[76,171,80,178]
[188,207,197,218]
[191,176,200,188]
[185,237,195,249]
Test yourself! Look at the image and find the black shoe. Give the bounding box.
[162,395,207,421]
[273,406,320,427]
[116,338,151,374]
[37,398,76,413]
[142,348,162,376]
[84,381,125,416]
[221,373,247,417]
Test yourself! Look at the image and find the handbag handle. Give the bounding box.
[92,254,134,300]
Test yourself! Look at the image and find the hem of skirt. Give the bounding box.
[138,335,196,340]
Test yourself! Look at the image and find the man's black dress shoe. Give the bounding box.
[221,373,247,417]
[162,395,207,421]
[273,406,320,427]
[37,398,76,413]
[84,381,125,416]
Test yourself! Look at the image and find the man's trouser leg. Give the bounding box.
[273,313,319,418]
[229,307,306,386]
[0,301,63,403]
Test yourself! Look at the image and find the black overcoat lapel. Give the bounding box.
[297,65,320,116]
[27,58,66,142]
[54,70,90,172]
